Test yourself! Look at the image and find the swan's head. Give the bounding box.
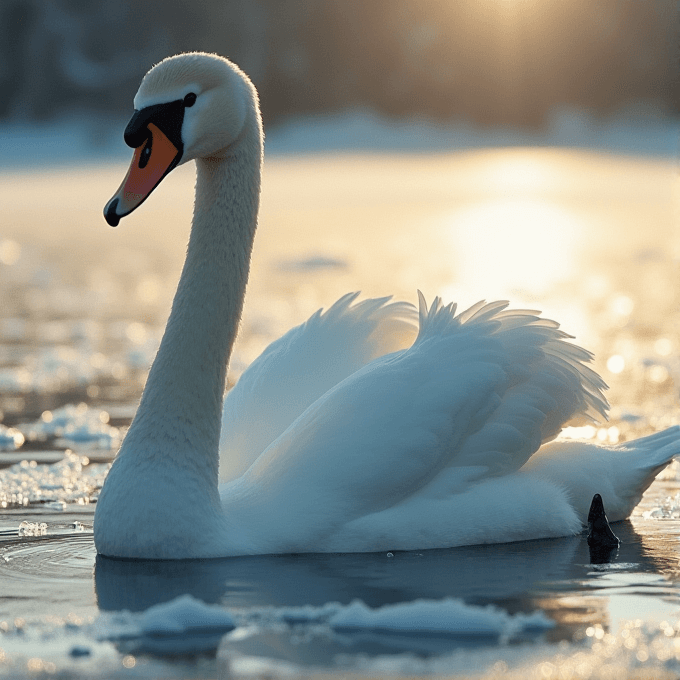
[104,53,256,227]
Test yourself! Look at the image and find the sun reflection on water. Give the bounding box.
[474,151,566,195]
[443,198,584,300]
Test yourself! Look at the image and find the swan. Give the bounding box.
[94,52,680,559]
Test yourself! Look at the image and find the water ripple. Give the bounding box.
[0,532,95,580]
[0,532,97,622]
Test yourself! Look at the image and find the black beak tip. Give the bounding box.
[104,198,121,227]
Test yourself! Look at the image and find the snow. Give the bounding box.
[0,106,677,171]
[264,106,679,157]
[0,115,129,170]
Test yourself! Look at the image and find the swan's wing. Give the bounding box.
[219,293,417,481]
[451,298,609,475]
[227,296,607,550]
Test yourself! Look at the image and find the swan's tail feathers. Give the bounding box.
[416,294,609,474]
[606,426,680,521]
[623,425,680,477]
[535,426,680,523]
[622,425,680,451]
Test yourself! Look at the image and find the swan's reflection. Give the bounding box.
[95,522,671,616]
[96,534,589,613]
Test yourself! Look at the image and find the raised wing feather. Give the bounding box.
[219,293,417,481]
[440,296,609,475]
[226,296,607,551]
[226,318,508,550]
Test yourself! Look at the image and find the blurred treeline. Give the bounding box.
[1,0,677,127]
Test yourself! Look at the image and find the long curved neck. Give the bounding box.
[121,112,262,486]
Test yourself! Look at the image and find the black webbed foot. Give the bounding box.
[587,493,620,564]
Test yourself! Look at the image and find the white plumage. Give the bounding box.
[93,53,680,559]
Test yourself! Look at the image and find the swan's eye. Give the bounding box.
[139,141,152,169]
[184,93,197,108]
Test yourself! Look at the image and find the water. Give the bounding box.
[0,146,679,678]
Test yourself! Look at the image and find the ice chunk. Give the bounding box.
[643,492,680,519]
[0,425,24,450]
[140,595,237,636]
[327,598,554,638]
[17,521,47,536]
[18,403,120,450]
[0,450,108,508]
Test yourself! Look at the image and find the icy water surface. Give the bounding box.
[0,147,679,678]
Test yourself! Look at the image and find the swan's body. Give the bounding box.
[94,53,680,559]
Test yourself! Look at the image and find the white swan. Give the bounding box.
[94,53,680,559]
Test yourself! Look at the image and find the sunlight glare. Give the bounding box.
[443,199,582,299]
[478,153,559,195]
[606,355,625,374]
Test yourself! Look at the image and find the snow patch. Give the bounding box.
[1,106,677,171]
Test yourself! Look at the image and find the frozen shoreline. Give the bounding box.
[0,106,677,172]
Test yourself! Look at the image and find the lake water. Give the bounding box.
[0,146,679,678]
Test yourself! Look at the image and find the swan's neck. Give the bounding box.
[121,117,262,489]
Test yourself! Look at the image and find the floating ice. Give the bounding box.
[43,500,67,511]
[68,645,91,658]
[18,403,120,450]
[223,619,680,679]
[0,347,101,395]
[56,422,120,449]
[92,595,236,641]
[329,599,553,638]
[277,255,348,272]
[0,451,108,508]
[17,521,47,536]
[5,606,680,679]
[92,595,237,655]
[6,596,549,664]
[0,424,24,450]
[643,492,680,519]
[139,595,237,636]
[240,598,553,640]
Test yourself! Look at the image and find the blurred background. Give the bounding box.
[1,0,677,129]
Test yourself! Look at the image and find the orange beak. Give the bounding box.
[104,122,181,226]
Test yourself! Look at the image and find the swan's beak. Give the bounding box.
[104,107,184,227]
